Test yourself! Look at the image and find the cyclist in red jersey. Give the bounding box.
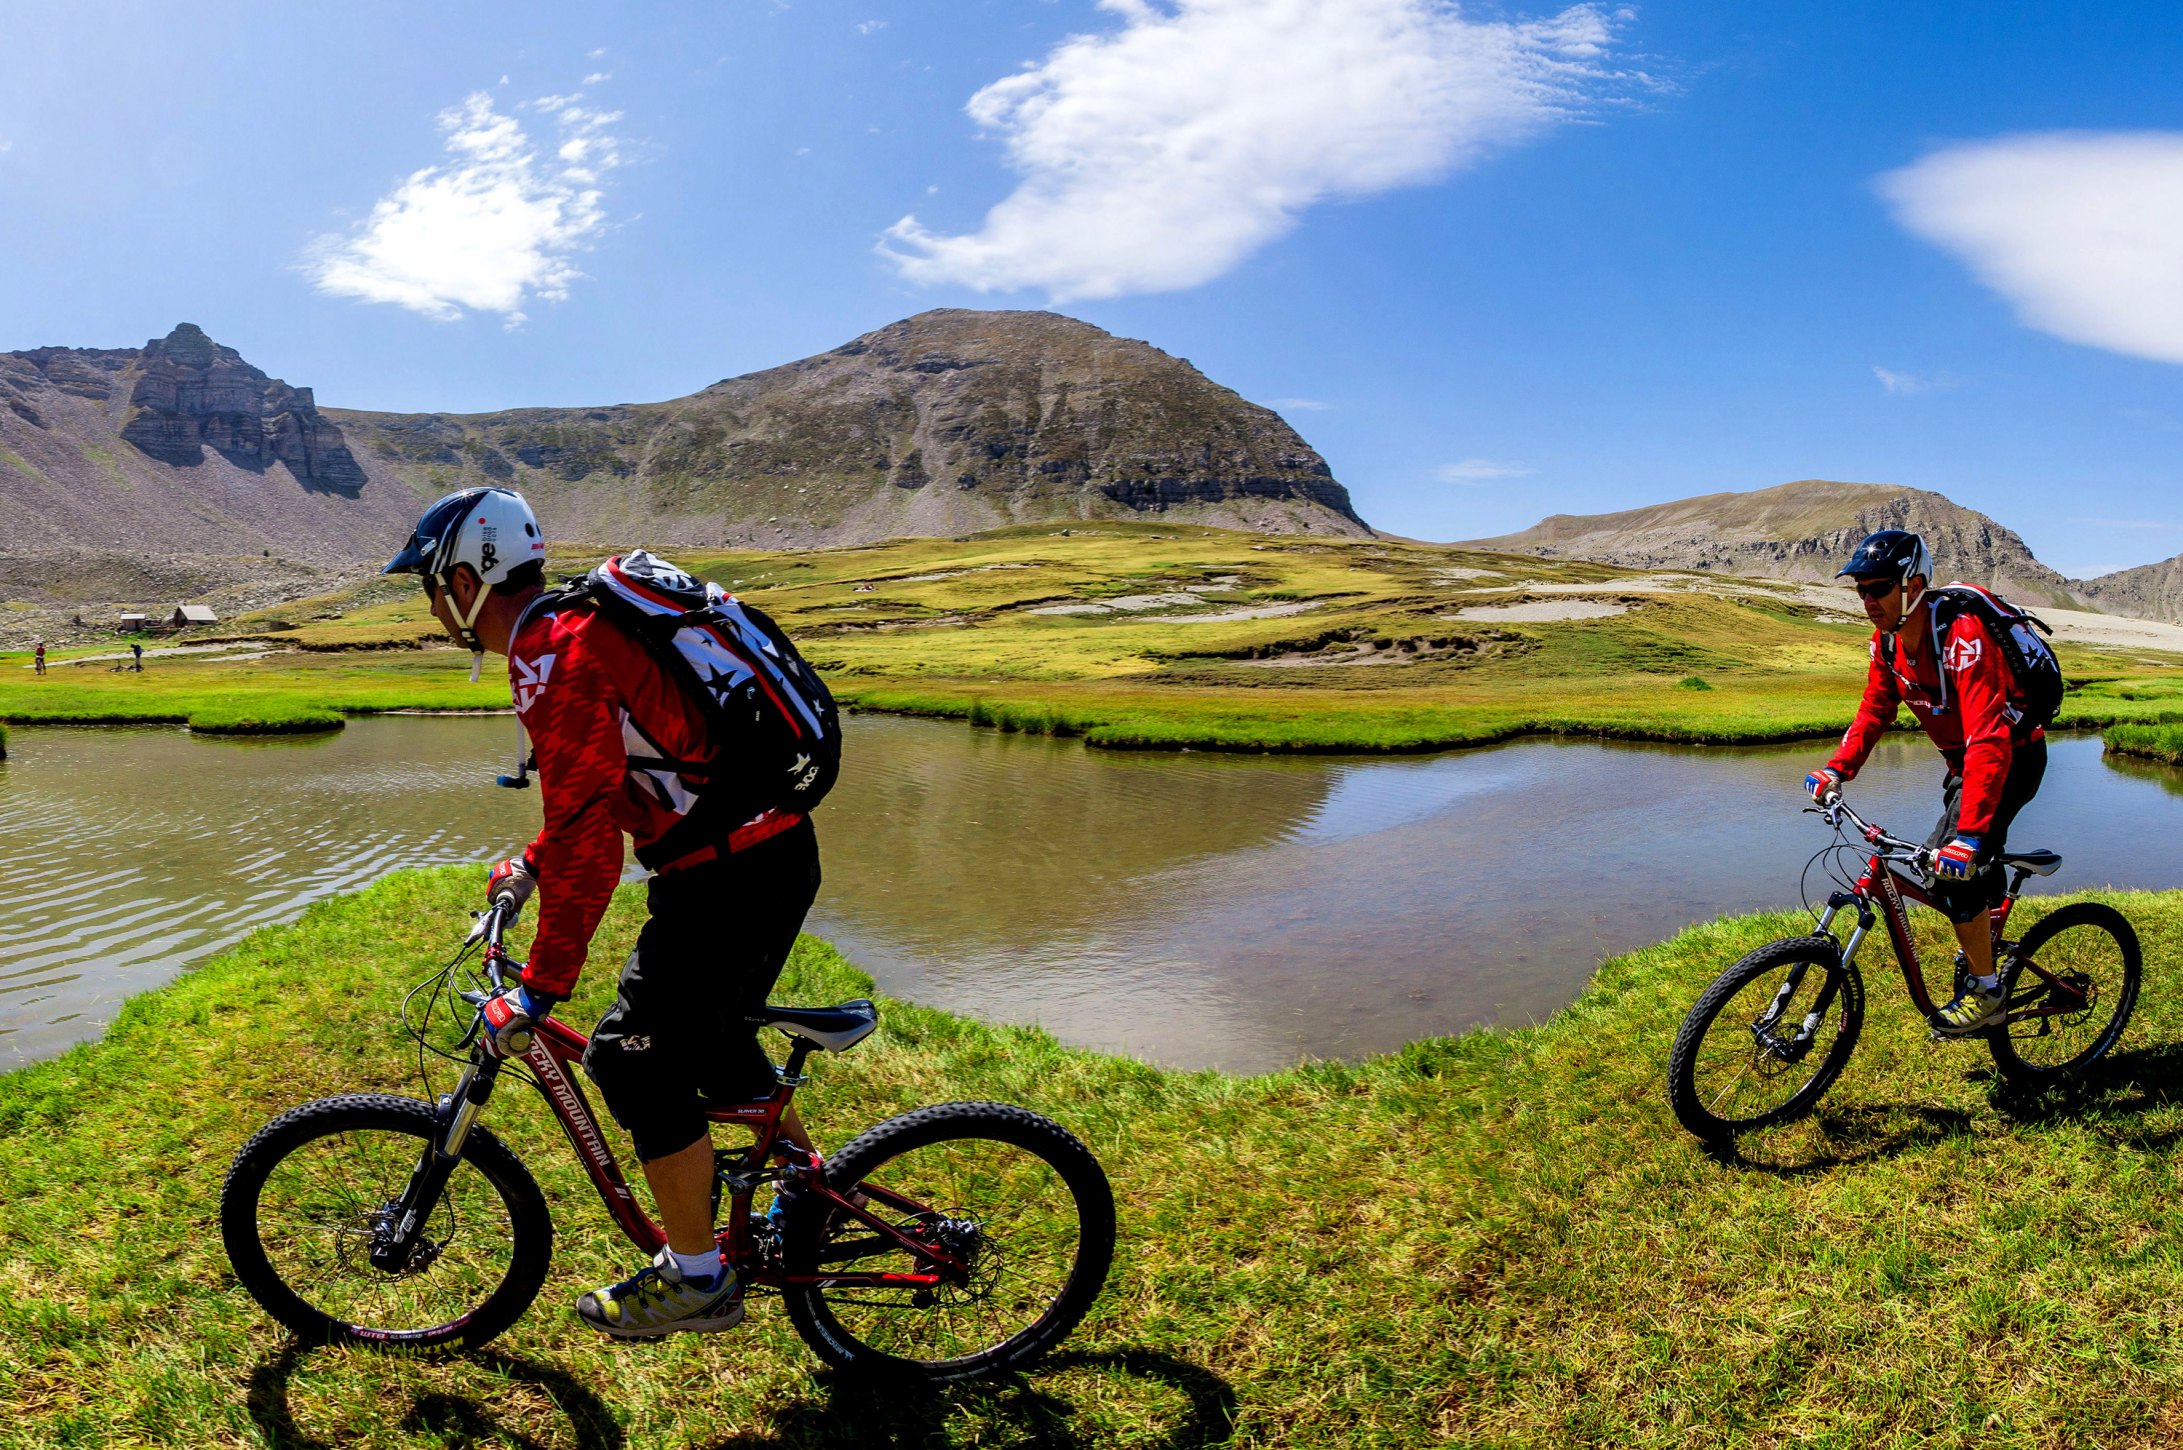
[384,487,821,1339]
[1804,529,2047,1036]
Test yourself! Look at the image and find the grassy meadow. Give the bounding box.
[8,523,2183,749]
[8,869,2183,1445]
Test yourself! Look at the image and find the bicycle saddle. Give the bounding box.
[754,999,879,1052]
[1999,848,2061,876]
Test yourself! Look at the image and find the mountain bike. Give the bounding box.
[1666,792,2141,1141]
[220,900,1115,1381]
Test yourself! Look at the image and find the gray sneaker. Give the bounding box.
[575,1249,744,1339]
[1930,977,2007,1037]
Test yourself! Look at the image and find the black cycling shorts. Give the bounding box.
[582,818,821,1162]
[1924,737,2046,924]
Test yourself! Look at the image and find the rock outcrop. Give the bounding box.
[0,326,415,570]
[115,324,367,491]
[329,310,1369,548]
[1466,480,2082,609]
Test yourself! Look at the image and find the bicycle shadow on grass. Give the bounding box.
[247,1341,626,1450]
[696,1349,1239,1450]
[1701,1101,1976,1178]
[1987,1039,2183,1145]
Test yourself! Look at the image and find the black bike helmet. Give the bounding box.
[1836,528,1932,589]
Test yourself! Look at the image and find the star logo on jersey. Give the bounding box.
[513,652,556,711]
[1944,634,1983,673]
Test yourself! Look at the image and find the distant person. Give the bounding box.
[383,486,839,1340]
[1804,529,2060,1035]
[33,642,44,676]
[131,641,143,672]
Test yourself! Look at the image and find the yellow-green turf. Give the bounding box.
[6,871,2183,1445]
[8,524,2183,749]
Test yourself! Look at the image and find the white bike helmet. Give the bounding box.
[383,487,546,648]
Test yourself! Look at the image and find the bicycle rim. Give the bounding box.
[1672,942,1860,1136]
[786,1104,1113,1380]
[224,1097,547,1348]
[1993,904,2140,1078]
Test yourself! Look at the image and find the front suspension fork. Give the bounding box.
[371,1058,502,1272]
[1752,901,1866,1049]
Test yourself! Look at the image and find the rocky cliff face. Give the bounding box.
[330,310,1369,548]
[115,324,366,490]
[0,325,412,573]
[1466,480,2082,609]
[0,310,1366,621]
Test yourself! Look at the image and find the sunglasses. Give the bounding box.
[1852,578,1899,601]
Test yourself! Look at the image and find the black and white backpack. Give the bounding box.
[575,549,841,823]
[1881,582,2064,731]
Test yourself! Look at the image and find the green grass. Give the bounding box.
[11,523,2183,753]
[0,647,512,730]
[185,701,346,735]
[2104,721,2183,765]
[8,871,2183,1444]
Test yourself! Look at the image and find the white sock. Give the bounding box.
[670,1247,724,1286]
[1973,974,2000,992]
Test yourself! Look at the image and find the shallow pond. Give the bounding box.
[1,715,2176,1072]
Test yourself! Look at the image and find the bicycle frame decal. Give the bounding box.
[524,1018,665,1254]
[516,1014,955,1286]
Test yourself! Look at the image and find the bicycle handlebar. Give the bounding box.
[1812,792,1927,862]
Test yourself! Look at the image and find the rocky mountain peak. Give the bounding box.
[342,308,1368,548]
[119,324,364,491]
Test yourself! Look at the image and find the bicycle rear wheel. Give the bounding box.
[781,1101,1114,1382]
[1988,902,2141,1082]
[220,1094,552,1351]
[1666,937,1864,1140]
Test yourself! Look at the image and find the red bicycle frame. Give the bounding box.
[500,1013,967,1292]
[1820,832,2086,1027]
[383,906,971,1296]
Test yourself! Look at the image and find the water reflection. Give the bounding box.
[2,715,2181,1075]
[0,721,539,1066]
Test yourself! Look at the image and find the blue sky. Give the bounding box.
[4,2,2182,577]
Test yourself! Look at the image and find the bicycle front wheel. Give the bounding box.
[1666,936,1864,1140]
[220,1094,553,1351]
[781,1101,1115,1382]
[1988,902,2142,1082]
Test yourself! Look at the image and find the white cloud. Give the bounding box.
[857,19,888,34]
[1437,459,1532,481]
[1264,396,1329,411]
[1872,365,1944,395]
[583,71,612,85]
[880,0,1633,301]
[306,90,622,326]
[1880,132,2183,366]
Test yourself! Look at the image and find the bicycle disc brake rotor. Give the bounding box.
[1747,1022,1811,1069]
[342,1201,446,1277]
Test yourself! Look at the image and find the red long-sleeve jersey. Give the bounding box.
[509,601,799,997]
[1826,604,2041,837]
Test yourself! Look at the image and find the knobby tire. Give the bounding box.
[220,1094,553,1352]
[1987,901,2142,1082]
[1667,936,1864,1141]
[781,1101,1115,1382]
